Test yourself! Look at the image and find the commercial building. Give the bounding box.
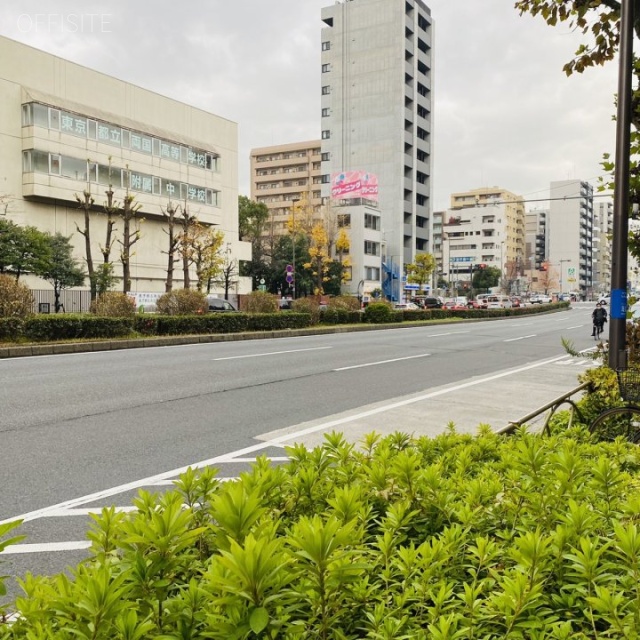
[442,187,525,293]
[547,180,594,299]
[0,35,250,303]
[319,0,433,299]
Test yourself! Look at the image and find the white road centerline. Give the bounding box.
[334,353,430,371]
[503,334,537,342]
[6,541,91,554]
[213,346,332,361]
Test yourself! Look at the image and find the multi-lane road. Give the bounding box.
[0,304,597,603]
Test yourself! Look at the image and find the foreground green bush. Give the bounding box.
[4,423,640,638]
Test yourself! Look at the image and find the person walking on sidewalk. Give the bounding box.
[592,302,608,339]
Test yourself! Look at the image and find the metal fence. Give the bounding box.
[31,289,92,314]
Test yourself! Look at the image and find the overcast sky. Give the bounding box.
[0,0,618,211]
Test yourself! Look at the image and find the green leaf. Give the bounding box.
[249,606,270,634]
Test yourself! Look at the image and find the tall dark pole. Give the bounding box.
[291,197,299,299]
[609,0,635,370]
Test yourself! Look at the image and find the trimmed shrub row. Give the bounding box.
[0,303,569,344]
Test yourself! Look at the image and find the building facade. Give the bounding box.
[442,187,526,292]
[250,140,323,240]
[0,35,250,300]
[547,180,594,299]
[593,200,613,296]
[319,0,433,299]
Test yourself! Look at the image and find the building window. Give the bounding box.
[364,213,380,230]
[48,108,60,130]
[322,63,331,73]
[22,150,31,171]
[322,130,331,139]
[364,240,380,256]
[321,152,330,161]
[49,154,61,175]
[322,85,331,95]
[338,214,351,228]
[365,266,380,281]
[322,107,330,117]
[322,41,331,51]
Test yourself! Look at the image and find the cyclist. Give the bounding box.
[591,302,608,339]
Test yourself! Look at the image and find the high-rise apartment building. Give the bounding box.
[249,141,323,239]
[525,209,549,272]
[0,35,250,300]
[547,180,594,298]
[319,0,433,299]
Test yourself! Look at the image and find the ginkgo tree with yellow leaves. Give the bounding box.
[406,252,436,293]
[179,219,225,292]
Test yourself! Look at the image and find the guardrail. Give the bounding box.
[496,381,593,436]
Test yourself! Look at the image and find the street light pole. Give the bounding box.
[609,0,634,370]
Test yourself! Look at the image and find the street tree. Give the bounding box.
[180,220,225,292]
[38,233,86,313]
[238,195,270,285]
[0,222,51,280]
[305,223,332,294]
[117,190,143,294]
[95,186,120,295]
[516,0,640,256]
[178,205,198,289]
[406,253,436,292]
[162,200,181,292]
[212,244,239,298]
[75,188,97,301]
[472,265,500,293]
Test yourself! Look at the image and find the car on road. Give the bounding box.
[485,294,513,309]
[206,296,238,312]
[530,294,552,304]
[394,302,421,310]
[413,296,443,309]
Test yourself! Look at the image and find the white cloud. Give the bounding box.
[0,0,619,210]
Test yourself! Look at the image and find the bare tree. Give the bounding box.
[161,200,181,292]
[75,188,96,301]
[117,190,142,294]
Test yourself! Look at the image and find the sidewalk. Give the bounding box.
[257,354,593,448]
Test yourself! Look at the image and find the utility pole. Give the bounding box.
[609,0,634,371]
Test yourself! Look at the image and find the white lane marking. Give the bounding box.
[504,335,537,342]
[213,346,332,361]
[566,325,584,330]
[4,541,91,554]
[0,354,571,529]
[426,331,470,337]
[334,353,430,371]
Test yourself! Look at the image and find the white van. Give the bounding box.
[486,295,512,309]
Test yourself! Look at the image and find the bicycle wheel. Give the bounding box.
[589,406,640,443]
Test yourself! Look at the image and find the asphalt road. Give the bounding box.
[0,305,597,603]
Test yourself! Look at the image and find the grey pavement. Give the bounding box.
[257,353,594,449]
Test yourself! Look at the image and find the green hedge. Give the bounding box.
[319,308,364,325]
[0,318,24,342]
[22,315,134,341]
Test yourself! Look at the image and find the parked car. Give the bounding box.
[414,296,443,309]
[393,302,421,310]
[510,296,521,308]
[485,295,513,309]
[206,296,238,312]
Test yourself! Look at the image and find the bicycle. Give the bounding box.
[592,320,605,340]
[589,368,640,442]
